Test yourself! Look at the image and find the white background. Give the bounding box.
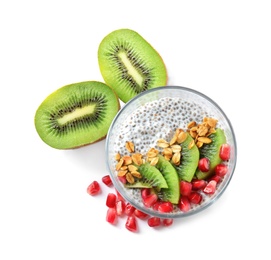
[1,0,270,259]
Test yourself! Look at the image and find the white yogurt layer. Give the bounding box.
[113,97,219,156]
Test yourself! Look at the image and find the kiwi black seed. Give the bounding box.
[34,81,120,149]
[98,28,167,103]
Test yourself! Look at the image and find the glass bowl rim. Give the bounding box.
[105,85,237,219]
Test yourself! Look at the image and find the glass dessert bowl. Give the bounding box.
[105,86,237,219]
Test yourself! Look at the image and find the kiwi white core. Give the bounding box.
[118,52,144,86]
[57,104,96,125]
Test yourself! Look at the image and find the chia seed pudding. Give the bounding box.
[106,87,236,218]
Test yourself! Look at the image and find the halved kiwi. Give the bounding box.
[34,81,120,149]
[175,133,200,182]
[98,28,167,103]
[156,155,180,204]
[196,128,227,180]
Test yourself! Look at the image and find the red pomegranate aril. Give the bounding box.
[188,191,202,204]
[115,189,125,202]
[209,174,221,183]
[215,163,228,177]
[152,201,163,211]
[198,157,210,172]
[162,218,174,227]
[143,193,158,208]
[178,196,191,212]
[158,201,174,213]
[141,188,151,200]
[134,209,149,219]
[148,217,161,227]
[106,193,117,208]
[219,144,231,161]
[106,207,117,224]
[203,180,217,194]
[102,175,113,187]
[180,180,192,196]
[118,176,127,184]
[125,215,137,232]
[191,179,207,190]
[125,203,136,216]
[87,181,100,196]
[116,200,126,216]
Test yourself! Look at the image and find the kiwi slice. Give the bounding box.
[156,155,180,204]
[124,181,152,189]
[175,133,200,182]
[98,28,167,103]
[132,162,169,189]
[34,81,120,149]
[196,128,227,180]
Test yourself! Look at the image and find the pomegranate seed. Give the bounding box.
[141,188,151,200]
[143,193,158,208]
[134,209,149,219]
[148,217,161,227]
[162,218,174,227]
[118,176,127,184]
[115,189,125,202]
[106,193,117,208]
[188,191,202,204]
[158,201,174,213]
[152,201,163,211]
[125,215,137,232]
[215,163,228,177]
[125,203,136,216]
[203,180,217,194]
[178,196,191,212]
[191,179,207,190]
[198,157,210,172]
[219,144,231,161]
[180,180,192,196]
[209,174,221,183]
[116,200,126,216]
[106,207,117,224]
[86,181,100,196]
[102,175,113,187]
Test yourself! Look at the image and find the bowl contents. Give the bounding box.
[98,28,167,103]
[34,81,120,149]
[106,88,236,220]
[113,115,230,215]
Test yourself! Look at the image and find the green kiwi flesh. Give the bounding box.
[196,128,227,180]
[34,81,120,149]
[156,155,180,204]
[124,181,152,189]
[98,29,167,103]
[136,162,168,189]
[175,133,200,182]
